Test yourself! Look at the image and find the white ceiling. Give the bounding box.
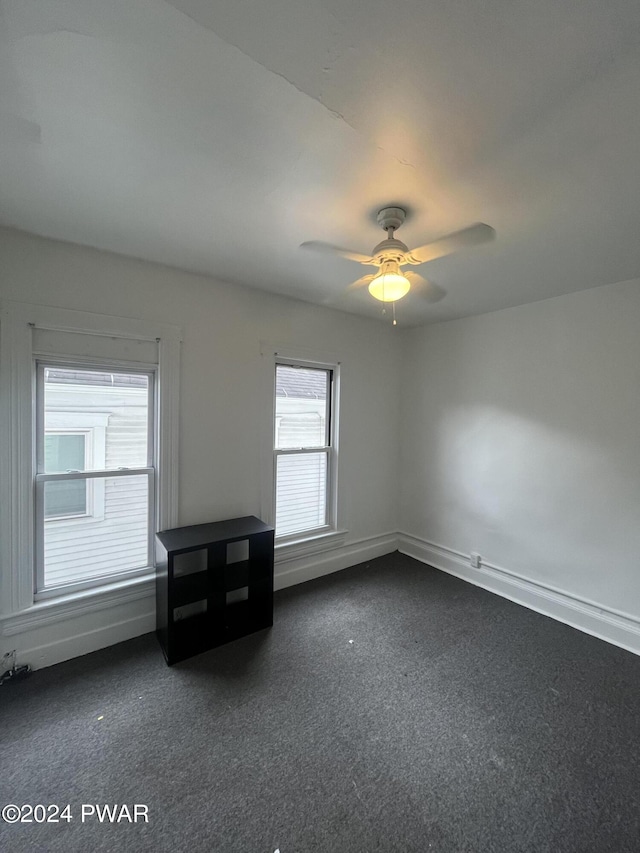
[1,0,639,326]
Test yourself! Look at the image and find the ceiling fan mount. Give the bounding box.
[371,207,410,263]
[376,206,407,232]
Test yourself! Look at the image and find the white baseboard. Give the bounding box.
[4,532,398,670]
[8,531,640,669]
[1,575,158,671]
[275,532,398,591]
[17,610,156,671]
[398,532,640,657]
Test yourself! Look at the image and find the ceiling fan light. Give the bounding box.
[368,263,411,302]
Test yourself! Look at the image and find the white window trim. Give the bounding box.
[259,341,345,557]
[0,301,181,626]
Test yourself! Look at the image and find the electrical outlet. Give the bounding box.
[470,552,481,569]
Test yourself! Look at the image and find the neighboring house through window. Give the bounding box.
[35,364,154,595]
[44,432,89,518]
[274,360,338,539]
[43,408,109,522]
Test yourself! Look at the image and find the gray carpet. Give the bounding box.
[1,552,640,853]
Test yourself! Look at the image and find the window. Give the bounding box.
[0,301,180,622]
[274,361,337,538]
[35,364,155,595]
[44,432,88,518]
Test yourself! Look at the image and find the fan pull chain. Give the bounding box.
[392,302,397,326]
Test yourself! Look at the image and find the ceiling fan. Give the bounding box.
[301,206,495,320]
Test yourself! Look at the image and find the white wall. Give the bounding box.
[0,227,400,667]
[399,278,640,652]
[5,223,639,667]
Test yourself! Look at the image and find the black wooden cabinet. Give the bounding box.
[155,516,274,665]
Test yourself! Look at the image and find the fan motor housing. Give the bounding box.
[372,237,409,264]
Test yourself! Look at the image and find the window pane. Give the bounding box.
[275,366,328,449]
[44,367,149,469]
[44,480,87,518]
[276,452,327,537]
[44,434,88,518]
[45,433,85,473]
[43,474,149,587]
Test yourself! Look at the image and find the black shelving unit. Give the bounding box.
[155,516,274,665]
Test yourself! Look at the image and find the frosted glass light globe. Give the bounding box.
[368,270,411,302]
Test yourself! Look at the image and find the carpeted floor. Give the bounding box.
[1,552,640,853]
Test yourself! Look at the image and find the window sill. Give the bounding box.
[0,572,155,637]
[275,528,347,563]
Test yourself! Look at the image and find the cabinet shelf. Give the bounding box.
[156,516,274,665]
[225,560,249,590]
[171,573,209,608]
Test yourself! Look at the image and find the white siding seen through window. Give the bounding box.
[274,363,335,538]
[36,366,154,593]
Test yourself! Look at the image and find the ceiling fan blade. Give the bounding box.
[405,271,446,303]
[346,273,375,292]
[300,241,376,265]
[405,223,495,265]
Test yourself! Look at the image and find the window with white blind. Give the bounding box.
[274,361,337,539]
